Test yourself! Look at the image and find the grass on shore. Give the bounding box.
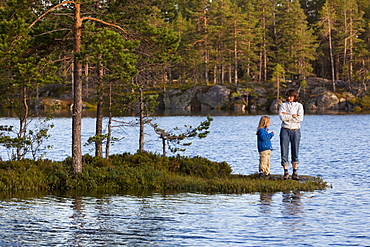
[0,152,327,193]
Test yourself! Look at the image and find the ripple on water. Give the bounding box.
[0,115,370,246]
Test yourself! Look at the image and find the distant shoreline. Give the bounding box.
[1,107,368,119]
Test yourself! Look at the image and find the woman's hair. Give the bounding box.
[286,89,299,102]
[256,116,270,134]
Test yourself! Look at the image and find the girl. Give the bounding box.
[256,116,274,178]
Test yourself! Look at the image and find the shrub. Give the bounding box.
[348,97,360,105]
[352,106,363,112]
[360,95,370,109]
[174,155,232,178]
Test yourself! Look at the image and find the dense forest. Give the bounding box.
[0,0,369,171]
[1,0,370,104]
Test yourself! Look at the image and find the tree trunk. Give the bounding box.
[329,29,336,91]
[348,15,354,88]
[277,77,280,100]
[105,81,112,159]
[258,52,263,82]
[229,65,232,84]
[162,137,166,157]
[138,87,145,152]
[213,64,217,84]
[221,64,225,84]
[234,20,238,85]
[95,98,103,157]
[263,42,267,82]
[72,2,83,174]
[85,62,89,98]
[17,85,29,160]
[204,8,209,86]
[95,61,103,157]
[205,49,209,85]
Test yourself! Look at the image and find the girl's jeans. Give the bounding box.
[280,128,301,167]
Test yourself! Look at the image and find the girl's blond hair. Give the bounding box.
[256,116,270,134]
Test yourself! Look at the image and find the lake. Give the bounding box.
[0,114,369,246]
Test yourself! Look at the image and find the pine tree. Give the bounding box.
[335,0,365,88]
[206,0,233,84]
[236,0,263,83]
[271,63,286,100]
[317,0,338,90]
[106,0,180,152]
[253,0,275,82]
[82,24,138,158]
[172,12,203,84]
[275,0,318,79]
[182,0,213,85]
[0,0,59,160]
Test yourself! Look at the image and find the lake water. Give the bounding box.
[0,114,370,246]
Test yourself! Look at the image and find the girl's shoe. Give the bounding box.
[292,172,299,180]
[283,172,289,180]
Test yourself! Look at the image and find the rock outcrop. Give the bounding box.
[316,91,340,110]
[196,85,231,110]
[162,85,231,110]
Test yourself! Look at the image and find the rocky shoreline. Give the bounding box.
[34,77,368,114]
[158,78,364,113]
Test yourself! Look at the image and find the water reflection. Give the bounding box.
[281,192,304,233]
[259,193,274,214]
[0,106,363,119]
[0,107,270,118]
[0,190,49,200]
[1,114,370,246]
[71,196,85,247]
[282,192,303,215]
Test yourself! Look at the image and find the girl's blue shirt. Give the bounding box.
[257,128,274,152]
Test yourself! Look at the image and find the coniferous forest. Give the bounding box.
[0,0,370,172]
[1,0,370,105]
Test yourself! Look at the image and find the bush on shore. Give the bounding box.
[0,152,327,193]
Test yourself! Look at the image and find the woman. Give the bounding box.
[279,89,304,180]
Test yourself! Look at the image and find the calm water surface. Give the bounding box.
[0,114,370,246]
